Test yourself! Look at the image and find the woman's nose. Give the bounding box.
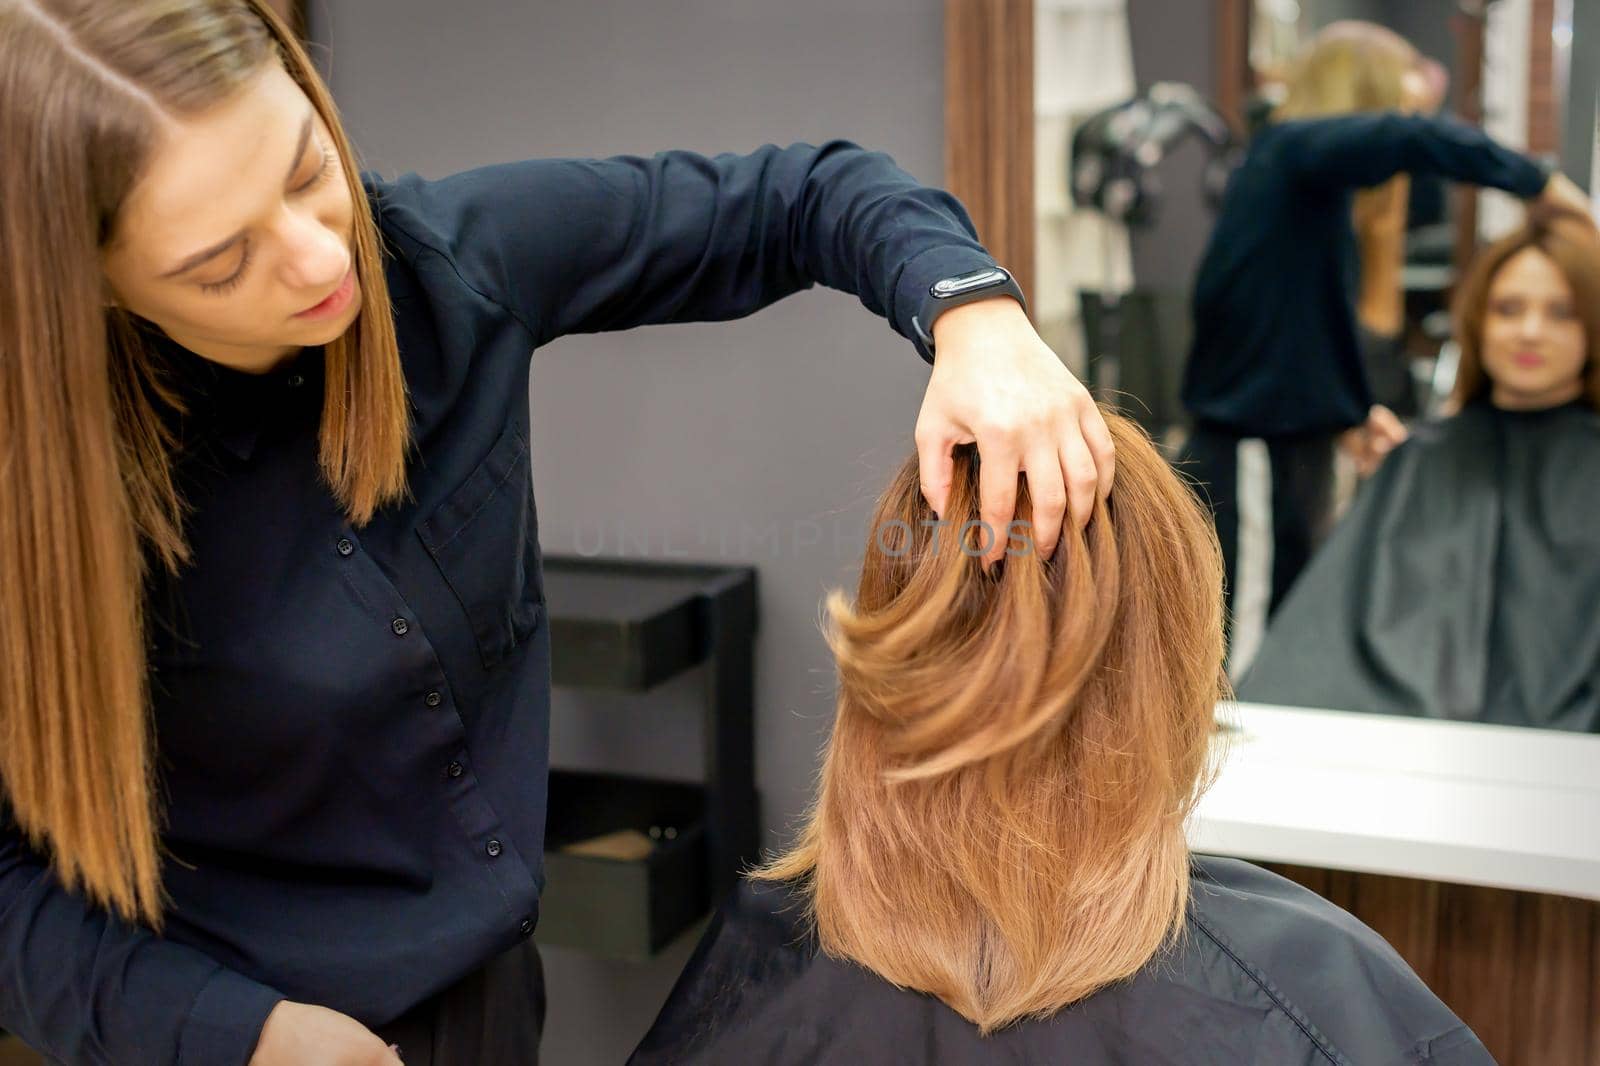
[277,211,348,289]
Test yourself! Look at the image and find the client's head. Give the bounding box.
[1451,205,1600,413]
[760,411,1228,1034]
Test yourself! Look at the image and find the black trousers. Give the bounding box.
[1176,423,1338,675]
[370,938,546,1066]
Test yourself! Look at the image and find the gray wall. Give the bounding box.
[1125,0,1218,289]
[306,1,946,1062]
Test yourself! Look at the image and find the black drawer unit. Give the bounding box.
[536,555,759,960]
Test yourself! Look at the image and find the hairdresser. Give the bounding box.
[1177,20,1590,665]
[0,2,1113,1065]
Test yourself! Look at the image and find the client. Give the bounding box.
[1239,207,1600,732]
[630,413,1487,1063]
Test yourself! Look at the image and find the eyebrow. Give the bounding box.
[158,108,316,279]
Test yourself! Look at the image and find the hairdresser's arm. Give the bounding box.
[0,811,286,1066]
[380,141,1112,559]
[384,141,997,357]
[1280,112,1556,198]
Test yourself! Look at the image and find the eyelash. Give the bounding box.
[199,145,338,296]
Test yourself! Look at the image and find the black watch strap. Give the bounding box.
[911,266,1027,355]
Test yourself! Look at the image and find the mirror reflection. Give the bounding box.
[1040,0,1597,732]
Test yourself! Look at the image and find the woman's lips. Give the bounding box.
[294,267,355,319]
[1510,351,1544,368]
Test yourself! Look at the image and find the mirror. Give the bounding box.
[1027,0,1597,734]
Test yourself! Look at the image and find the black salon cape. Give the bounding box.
[629,856,1487,1065]
[1238,399,1600,732]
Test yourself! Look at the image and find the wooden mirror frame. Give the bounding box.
[942,0,1036,310]
[939,0,1244,310]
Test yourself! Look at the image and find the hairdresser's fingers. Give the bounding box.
[1077,400,1116,506]
[1021,445,1068,562]
[1055,429,1099,541]
[915,420,962,521]
[1368,404,1408,450]
[1540,172,1595,223]
[976,435,1023,572]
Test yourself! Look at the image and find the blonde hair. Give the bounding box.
[0,0,410,929]
[1274,20,1417,121]
[1450,205,1600,412]
[760,412,1230,1034]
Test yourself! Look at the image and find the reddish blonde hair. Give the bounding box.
[1449,205,1600,412]
[760,411,1230,1034]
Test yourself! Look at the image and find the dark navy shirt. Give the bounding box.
[0,141,996,1066]
[1182,113,1548,437]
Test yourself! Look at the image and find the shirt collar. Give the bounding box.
[139,321,323,462]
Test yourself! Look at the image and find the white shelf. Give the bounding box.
[1188,702,1600,901]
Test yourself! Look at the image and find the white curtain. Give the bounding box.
[1480,0,1532,239]
[1034,0,1136,376]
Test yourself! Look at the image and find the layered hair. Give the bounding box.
[0,0,409,928]
[1450,205,1600,412]
[760,412,1230,1034]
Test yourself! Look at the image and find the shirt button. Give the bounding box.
[486,839,503,858]
[447,761,464,779]
[286,373,305,388]
[425,690,443,708]
[519,917,535,936]
[391,617,410,636]
[336,538,355,557]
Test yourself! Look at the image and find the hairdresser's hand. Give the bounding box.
[1337,404,1407,478]
[1539,172,1594,222]
[917,295,1114,570]
[249,1000,404,1066]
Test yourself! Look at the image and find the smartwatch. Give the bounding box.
[912,266,1028,356]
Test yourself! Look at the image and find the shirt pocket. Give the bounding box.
[417,422,544,671]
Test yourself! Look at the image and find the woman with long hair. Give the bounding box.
[0,1,1115,1063]
[1240,206,1600,731]
[1177,19,1590,677]
[631,411,1488,1063]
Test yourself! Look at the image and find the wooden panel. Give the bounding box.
[1269,862,1600,1066]
[1506,893,1594,1066]
[943,0,1035,308]
[1527,0,1558,156]
[1590,909,1600,1065]
[1261,861,1328,895]
[1436,883,1518,1060]
[1322,867,1359,914]
[1213,0,1250,134]
[1352,874,1441,989]
[1450,7,1486,275]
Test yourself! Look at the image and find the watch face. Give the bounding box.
[931,268,1008,298]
